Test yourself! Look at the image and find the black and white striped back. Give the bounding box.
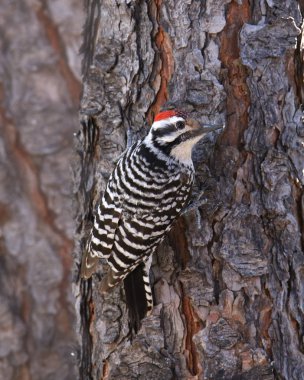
[89,139,194,288]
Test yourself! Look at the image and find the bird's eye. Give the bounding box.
[176,121,185,130]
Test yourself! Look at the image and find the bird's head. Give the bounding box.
[145,108,223,165]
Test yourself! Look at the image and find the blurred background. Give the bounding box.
[0,1,83,379]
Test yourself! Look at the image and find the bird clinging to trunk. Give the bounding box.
[81,107,223,332]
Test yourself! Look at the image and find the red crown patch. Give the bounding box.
[154,109,188,122]
[154,110,177,121]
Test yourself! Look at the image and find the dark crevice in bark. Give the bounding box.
[294,17,304,108]
[77,116,101,377]
[77,117,100,227]
[80,0,101,79]
[212,259,223,305]
[80,280,94,380]
[168,218,191,269]
[132,3,145,80]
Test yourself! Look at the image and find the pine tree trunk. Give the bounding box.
[0,1,83,379]
[75,1,304,379]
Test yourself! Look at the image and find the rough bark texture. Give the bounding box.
[0,1,83,379]
[75,1,304,379]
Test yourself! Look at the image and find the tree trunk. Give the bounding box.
[0,1,83,379]
[75,1,304,379]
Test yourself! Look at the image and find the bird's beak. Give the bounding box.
[199,123,224,133]
[187,118,224,136]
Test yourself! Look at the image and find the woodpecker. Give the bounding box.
[81,108,222,331]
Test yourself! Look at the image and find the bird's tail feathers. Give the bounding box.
[124,262,153,333]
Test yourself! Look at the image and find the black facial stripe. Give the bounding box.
[171,131,195,145]
[152,124,176,137]
[153,131,196,155]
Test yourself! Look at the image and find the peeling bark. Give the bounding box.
[75,1,304,379]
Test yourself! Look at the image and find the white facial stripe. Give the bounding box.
[160,134,179,143]
[160,124,194,143]
[152,116,184,130]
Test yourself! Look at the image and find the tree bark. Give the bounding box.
[0,1,83,379]
[75,1,304,379]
